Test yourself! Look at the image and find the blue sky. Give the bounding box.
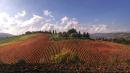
[0,0,130,34]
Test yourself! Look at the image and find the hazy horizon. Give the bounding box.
[0,0,130,35]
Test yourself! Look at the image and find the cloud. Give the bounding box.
[90,24,107,33]
[61,16,69,24]
[21,15,43,27]
[0,11,44,35]
[15,10,26,18]
[43,10,53,18]
[41,23,54,31]
[0,10,124,35]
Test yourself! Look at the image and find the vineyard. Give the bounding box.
[0,33,130,72]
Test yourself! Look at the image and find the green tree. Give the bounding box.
[25,31,32,34]
[82,32,90,39]
[77,31,82,39]
[69,33,78,39]
[67,28,77,35]
[86,32,90,39]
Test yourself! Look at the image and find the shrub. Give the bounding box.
[16,59,27,65]
[70,53,80,64]
[51,49,70,64]
[0,60,4,64]
[50,34,62,41]
[51,49,81,64]
[126,60,130,65]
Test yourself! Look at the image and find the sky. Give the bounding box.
[0,0,130,35]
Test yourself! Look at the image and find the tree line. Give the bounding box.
[50,28,91,40]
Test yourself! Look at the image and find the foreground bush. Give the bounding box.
[51,49,69,64]
[51,49,81,64]
[15,59,27,65]
[0,60,4,64]
[70,53,80,64]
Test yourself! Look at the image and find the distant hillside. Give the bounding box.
[91,32,130,39]
[0,33,37,46]
[0,33,13,39]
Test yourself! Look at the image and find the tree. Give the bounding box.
[62,32,68,38]
[52,30,55,34]
[77,31,82,39]
[25,31,32,34]
[69,33,78,39]
[67,28,77,35]
[86,32,90,39]
[83,32,86,39]
[55,30,57,34]
[67,28,78,39]
[82,32,90,39]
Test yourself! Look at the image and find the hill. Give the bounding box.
[0,33,129,64]
[91,32,130,39]
[0,33,13,39]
